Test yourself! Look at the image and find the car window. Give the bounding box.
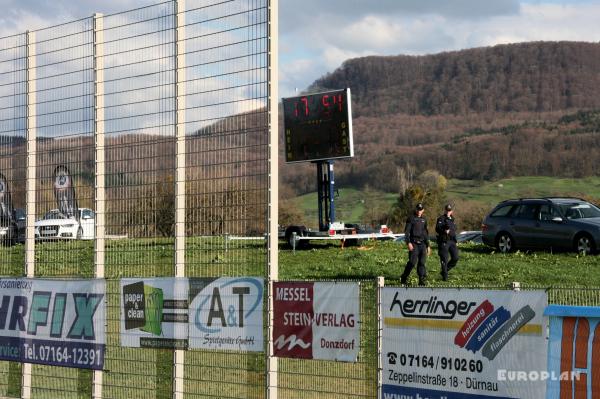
[44,211,66,220]
[560,203,600,219]
[539,205,560,221]
[511,204,538,220]
[490,205,514,217]
[14,209,25,220]
[82,209,95,219]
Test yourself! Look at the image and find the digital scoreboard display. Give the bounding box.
[282,88,353,163]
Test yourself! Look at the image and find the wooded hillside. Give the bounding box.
[280,42,600,195]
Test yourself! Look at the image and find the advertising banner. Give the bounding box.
[382,288,547,399]
[120,278,189,349]
[545,305,600,399]
[188,277,263,352]
[273,281,359,362]
[53,165,78,219]
[0,278,106,370]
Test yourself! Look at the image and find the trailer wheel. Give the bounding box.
[285,226,308,249]
[343,238,364,247]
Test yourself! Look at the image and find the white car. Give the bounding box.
[35,208,95,240]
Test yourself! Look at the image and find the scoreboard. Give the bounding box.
[282,88,354,163]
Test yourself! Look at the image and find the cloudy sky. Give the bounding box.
[1,0,599,97]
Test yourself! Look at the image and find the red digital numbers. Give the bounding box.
[294,97,309,117]
[322,94,343,113]
[293,93,344,118]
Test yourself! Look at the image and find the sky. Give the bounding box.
[0,0,599,97]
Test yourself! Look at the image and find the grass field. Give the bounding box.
[1,235,600,398]
[292,176,600,226]
[280,240,600,287]
[446,176,600,206]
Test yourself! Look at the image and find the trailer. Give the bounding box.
[283,221,403,249]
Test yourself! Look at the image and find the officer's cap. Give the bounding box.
[415,203,424,211]
[445,204,453,211]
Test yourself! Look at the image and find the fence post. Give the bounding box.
[22,29,36,399]
[267,0,279,397]
[377,277,384,399]
[173,0,186,398]
[92,13,105,399]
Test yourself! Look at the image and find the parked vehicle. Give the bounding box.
[482,198,600,255]
[35,208,95,241]
[0,208,25,245]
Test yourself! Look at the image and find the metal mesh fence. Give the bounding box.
[1,0,600,398]
[183,1,268,397]
[0,31,27,399]
[0,0,271,398]
[276,280,378,399]
[259,283,600,399]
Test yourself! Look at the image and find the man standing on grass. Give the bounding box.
[401,203,431,286]
[436,204,459,281]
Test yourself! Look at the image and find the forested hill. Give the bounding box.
[309,41,600,117]
[280,42,600,195]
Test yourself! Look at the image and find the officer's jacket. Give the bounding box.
[435,214,457,242]
[404,214,430,246]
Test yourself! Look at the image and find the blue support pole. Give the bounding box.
[328,161,335,225]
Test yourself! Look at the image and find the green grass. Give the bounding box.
[0,237,267,399]
[446,176,600,206]
[291,176,600,227]
[295,187,397,226]
[2,236,600,398]
[279,240,600,287]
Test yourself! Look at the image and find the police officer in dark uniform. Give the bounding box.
[436,204,459,281]
[401,203,431,286]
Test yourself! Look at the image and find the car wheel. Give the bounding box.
[574,233,595,255]
[76,227,83,240]
[496,232,514,253]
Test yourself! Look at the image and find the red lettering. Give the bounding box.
[574,319,589,399]
[560,318,576,399]
[593,324,600,398]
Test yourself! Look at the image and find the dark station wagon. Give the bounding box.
[482,198,600,255]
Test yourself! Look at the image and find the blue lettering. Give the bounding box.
[27,291,51,335]
[67,294,103,340]
[0,296,10,329]
[8,296,27,331]
[50,293,67,338]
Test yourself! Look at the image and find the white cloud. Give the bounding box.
[278,2,600,96]
[1,0,599,99]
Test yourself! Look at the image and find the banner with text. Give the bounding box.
[273,281,359,362]
[382,288,547,399]
[188,277,263,352]
[0,278,106,370]
[120,278,189,349]
[545,305,600,399]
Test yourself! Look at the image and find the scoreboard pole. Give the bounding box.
[317,160,335,231]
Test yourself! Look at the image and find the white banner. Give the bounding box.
[273,281,359,361]
[120,278,188,349]
[381,288,547,399]
[188,277,263,352]
[0,278,106,370]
